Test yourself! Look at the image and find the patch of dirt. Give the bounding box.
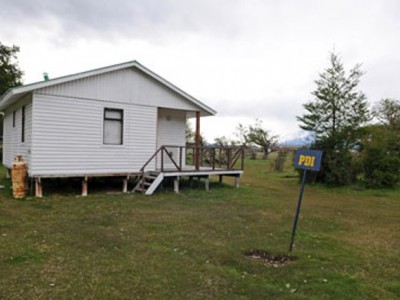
[245,250,296,267]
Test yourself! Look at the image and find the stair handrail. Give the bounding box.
[139,145,183,173]
[137,146,163,193]
[161,146,181,171]
[140,147,163,172]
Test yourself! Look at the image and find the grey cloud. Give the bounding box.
[361,58,400,102]
[1,0,243,42]
[212,96,305,123]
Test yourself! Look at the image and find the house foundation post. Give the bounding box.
[82,176,88,197]
[205,176,210,191]
[219,175,223,184]
[35,178,43,198]
[234,175,240,188]
[174,177,180,193]
[6,169,11,179]
[195,111,200,170]
[188,176,193,187]
[123,176,129,193]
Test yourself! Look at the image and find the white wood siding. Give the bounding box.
[37,68,199,112]
[30,94,157,176]
[156,108,186,169]
[2,94,32,171]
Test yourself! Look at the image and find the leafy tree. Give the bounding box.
[297,52,369,185]
[0,42,23,138]
[373,98,400,142]
[185,121,206,146]
[214,136,237,147]
[359,125,400,187]
[357,98,400,187]
[237,119,278,159]
[186,121,195,143]
[373,98,400,155]
[235,124,248,145]
[373,98,400,128]
[235,124,257,159]
[0,42,23,95]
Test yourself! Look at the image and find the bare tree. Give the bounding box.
[237,119,278,159]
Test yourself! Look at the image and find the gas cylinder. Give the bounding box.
[12,155,27,198]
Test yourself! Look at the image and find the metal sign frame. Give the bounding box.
[289,149,323,251]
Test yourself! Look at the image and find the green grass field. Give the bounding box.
[0,158,399,299]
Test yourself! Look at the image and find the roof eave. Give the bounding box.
[133,62,216,116]
[0,89,16,111]
[0,60,217,115]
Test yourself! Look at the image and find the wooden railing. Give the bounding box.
[140,145,245,173]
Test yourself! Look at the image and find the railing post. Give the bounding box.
[195,111,201,170]
[219,148,222,168]
[212,148,216,170]
[241,147,245,170]
[161,147,164,172]
[227,148,232,169]
[179,146,182,171]
[195,146,200,170]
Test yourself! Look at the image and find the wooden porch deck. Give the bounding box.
[133,145,245,195]
[159,165,243,176]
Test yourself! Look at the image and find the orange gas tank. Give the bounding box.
[12,156,28,198]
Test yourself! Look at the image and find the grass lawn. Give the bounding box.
[0,158,399,299]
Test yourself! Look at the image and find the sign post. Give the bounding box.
[289,149,323,252]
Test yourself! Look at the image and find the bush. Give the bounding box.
[358,125,400,188]
[363,147,400,187]
[305,136,357,186]
[274,150,289,172]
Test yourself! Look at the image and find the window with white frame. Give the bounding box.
[103,108,123,145]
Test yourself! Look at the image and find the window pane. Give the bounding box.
[104,120,122,144]
[105,109,122,120]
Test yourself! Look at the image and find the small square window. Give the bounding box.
[103,108,123,145]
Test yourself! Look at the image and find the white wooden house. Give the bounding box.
[0,61,243,196]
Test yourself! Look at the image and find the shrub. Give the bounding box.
[363,147,400,187]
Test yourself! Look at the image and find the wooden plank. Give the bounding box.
[174,177,179,193]
[205,176,210,191]
[35,177,43,198]
[235,176,240,188]
[195,111,200,170]
[82,176,88,196]
[122,176,129,193]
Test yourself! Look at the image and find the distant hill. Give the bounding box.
[279,136,310,148]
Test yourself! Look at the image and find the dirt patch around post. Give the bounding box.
[245,250,296,267]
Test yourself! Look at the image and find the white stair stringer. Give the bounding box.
[145,173,164,195]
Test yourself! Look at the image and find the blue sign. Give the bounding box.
[294,149,323,172]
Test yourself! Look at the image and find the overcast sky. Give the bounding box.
[1,0,400,143]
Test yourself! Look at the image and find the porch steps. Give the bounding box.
[133,171,164,195]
